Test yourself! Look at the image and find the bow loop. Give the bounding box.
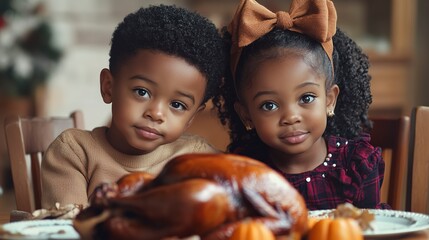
[288,0,337,43]
[228,0,337,76]
[275,11,293,29]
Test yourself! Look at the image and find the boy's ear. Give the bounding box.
[100,68,113,103]
[234,101,253,129]
[326,84,340,112]
[184,104,206,130]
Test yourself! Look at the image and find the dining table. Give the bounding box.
[0,212,428,239]
[377,230,429,240]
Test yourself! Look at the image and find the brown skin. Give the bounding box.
[235,56,339,174]
[74,154,308,240]
[100,49,207,155]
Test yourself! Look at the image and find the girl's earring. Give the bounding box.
[245,123,253,131]
[327,109,335,117]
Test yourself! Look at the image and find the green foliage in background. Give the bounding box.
[0,0,62,97]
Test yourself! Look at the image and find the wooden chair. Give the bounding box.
[4,111,84,212]
[406,106,429,214]
[370,116,410,210]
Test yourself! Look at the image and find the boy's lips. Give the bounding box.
[135,126,162,140]
[279,131,309,144]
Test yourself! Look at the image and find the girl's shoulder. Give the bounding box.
[326,132,378,156]
[326,133,383,174]
[326,132,372,149]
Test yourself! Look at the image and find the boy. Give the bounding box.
[41,5,226,207]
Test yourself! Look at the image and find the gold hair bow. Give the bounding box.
[228,0,337,76]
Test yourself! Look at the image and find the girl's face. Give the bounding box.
[100,49,206,155]
[235,56,339,156]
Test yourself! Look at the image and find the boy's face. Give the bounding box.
[100,50,207,155]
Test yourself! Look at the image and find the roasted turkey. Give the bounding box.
[73,153,308,240]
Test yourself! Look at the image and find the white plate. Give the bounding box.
[309,209,429,238]
[0,219,79,239]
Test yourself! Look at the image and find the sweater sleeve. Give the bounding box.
[41,130,88,208]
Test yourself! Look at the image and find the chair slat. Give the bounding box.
[370,116,410,210]
[4,111,84,212]
[407,106,429,214]
[4,116,35,212]
[30,153,42,210]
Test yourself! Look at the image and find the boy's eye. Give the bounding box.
[171,101,187,111]
[134,88,150,98]
[300,94,315,104]
[261,102,278,111]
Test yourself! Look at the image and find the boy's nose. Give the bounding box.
[143,102,165,123]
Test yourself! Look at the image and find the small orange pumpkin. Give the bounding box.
[229,220,275,240]
[307,217,321,229]
[307,218,363,240]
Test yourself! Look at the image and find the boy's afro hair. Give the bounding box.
[109,5,226,103]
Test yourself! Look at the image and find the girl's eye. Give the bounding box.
[134,88,150,99]
[171,101,187,111]
[300,94,315,104]
[261,102,278,111]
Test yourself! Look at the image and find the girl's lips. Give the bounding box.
[280,131,309,144]
[135,126,162,140]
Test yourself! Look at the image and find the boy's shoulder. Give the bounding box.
[168,133,218,153]
[177,132,207,141]
[54,126,105,146]
[172,133,208,146]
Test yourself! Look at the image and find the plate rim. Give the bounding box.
[308,209,429,237]
[0,219,79,240]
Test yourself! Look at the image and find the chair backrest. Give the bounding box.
[370,116,410,210]
[4,111,84,212]
[406,106,429,214]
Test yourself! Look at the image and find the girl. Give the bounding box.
[214,0,389,210]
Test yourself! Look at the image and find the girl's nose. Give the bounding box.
[143,102,165,123]
[280,106,301,125]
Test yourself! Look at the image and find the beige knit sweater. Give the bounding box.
[41,127,218,208]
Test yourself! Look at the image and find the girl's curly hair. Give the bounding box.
[109,5,227,103]
[213,27,372,153]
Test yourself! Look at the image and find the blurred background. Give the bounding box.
[0,0,428,212]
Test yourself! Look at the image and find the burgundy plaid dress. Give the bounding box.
[234,133,390,210]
